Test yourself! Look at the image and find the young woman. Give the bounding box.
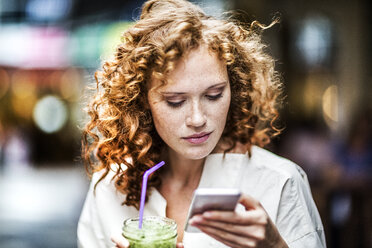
[77,0,326,247]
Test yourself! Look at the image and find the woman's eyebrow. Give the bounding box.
[205,82,227,90]
[161,82,228,96]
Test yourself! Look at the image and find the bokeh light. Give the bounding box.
[101,22,134,61]
[322,85,339,129]
[26,0,73,22]
[0,68,10,99]
[10,70,38,119]
[32,95,68,133]
[296,15,333,67]
[60,68,83,100]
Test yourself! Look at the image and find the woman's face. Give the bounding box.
[148,46,231,160]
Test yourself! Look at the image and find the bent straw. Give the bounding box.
[139,161,165,229]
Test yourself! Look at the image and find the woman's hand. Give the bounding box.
[188,194,288,248]
[111,234,184,248]
[111,234,130,248]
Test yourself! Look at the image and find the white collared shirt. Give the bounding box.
[77,146,326,248]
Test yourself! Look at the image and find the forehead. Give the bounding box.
[149,46,228,92]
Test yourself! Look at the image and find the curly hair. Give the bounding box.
[82,0,283,209]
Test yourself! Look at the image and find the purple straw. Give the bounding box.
[138,161,165,229]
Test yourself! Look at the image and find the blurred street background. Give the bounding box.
[0,0,371,247]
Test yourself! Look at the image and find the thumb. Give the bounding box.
[239,194,260,210]
[176,242,184,248]
[111,234,130,248]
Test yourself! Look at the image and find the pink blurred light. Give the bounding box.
[24,26,70,68]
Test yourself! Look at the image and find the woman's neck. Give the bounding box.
[161,148,205,190]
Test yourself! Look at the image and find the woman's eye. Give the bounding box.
[206,93,223,101]
[166,100,185,108]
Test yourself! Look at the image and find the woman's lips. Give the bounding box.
[183,132,212,144]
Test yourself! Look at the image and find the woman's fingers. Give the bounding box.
[191,208,266,226]
[196,223,259,248]
[188,194,288,248]
[189,194,265,226]
[176,242,184,248]
[239,194,261,210]
[187,194,272,248]
[198,228,242,248]
[111,234,130,248]
[191,215,265,239]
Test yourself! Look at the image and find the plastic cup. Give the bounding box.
[122,216,177,248]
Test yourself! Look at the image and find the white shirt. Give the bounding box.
[77,146,326,247]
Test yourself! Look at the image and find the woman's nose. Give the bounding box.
[186,101,206,127]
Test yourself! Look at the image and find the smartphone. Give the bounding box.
[184,188,241,232]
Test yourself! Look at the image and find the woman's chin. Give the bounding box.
[176,146,216,160]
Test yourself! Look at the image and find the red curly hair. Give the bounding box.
[82,0,283,209]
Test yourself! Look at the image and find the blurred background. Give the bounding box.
[0,0,370,247]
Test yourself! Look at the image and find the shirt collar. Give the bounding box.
[145,153,250,214]
[199,153,249,188]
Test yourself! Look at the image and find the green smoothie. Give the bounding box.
[122,216,177,248]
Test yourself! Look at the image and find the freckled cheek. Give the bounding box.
[208,98,231,125]
[152,107,185,138]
